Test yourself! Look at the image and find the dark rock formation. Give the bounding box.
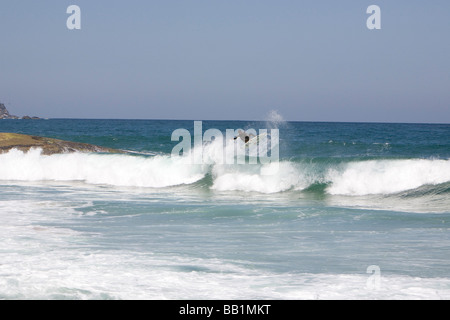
[0,103,9,118]
[0,103,40,119]
[0,103,19,119]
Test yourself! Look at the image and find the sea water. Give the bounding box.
[0,119,449,299]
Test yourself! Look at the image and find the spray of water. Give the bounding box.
[265,110,286,129]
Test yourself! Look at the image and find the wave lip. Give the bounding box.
[326,159,450,196]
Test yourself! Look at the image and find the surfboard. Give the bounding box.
[245,132,268,146]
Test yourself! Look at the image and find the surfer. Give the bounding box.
[234,130,256,143]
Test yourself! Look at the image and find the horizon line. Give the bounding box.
[4,117,448,125]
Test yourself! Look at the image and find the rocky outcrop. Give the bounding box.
[0,103,9,118]
[0,132,124,155]
[0,103,40,119]
[0,103,19,119]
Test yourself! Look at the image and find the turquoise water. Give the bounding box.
[0,119,449,299]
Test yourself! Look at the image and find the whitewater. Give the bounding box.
[0,119,449,299]
[1,147,449,199]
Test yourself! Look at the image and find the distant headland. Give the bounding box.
[0,103,41,120]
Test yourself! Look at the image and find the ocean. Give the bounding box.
[0,119,449,300]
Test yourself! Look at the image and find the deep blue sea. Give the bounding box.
[0,119,449,299]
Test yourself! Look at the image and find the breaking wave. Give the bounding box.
[326,159,450,196]
[1,148,449,198]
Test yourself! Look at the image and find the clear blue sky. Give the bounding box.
[1,0,449,122]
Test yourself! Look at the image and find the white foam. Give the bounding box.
[327,159,450,196]
[211,161,309,194]
[2,149,449,196]
[1,172,450,299]
[0,144,296,193]
[2,244,450,299]
[0,148,206,188]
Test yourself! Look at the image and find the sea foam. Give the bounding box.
[0,148,206,188]
[326,159,450,196]
[1,149,449,196]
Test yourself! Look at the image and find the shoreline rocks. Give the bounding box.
[0,132,124,155]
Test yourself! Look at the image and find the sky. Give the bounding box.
[0,0,449,123]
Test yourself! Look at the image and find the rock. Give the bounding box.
[21,116,41,120]
[0,132,124,155]
[0,103,39,119]
[0,103,19,119]
[0,103,8,118]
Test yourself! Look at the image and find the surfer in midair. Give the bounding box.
[234,130,256,143]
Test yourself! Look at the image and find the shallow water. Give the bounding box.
[0,119,449,299]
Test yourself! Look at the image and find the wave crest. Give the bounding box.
[1,149,449,197]
[0,148,206,188]
[326,159,450,196]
